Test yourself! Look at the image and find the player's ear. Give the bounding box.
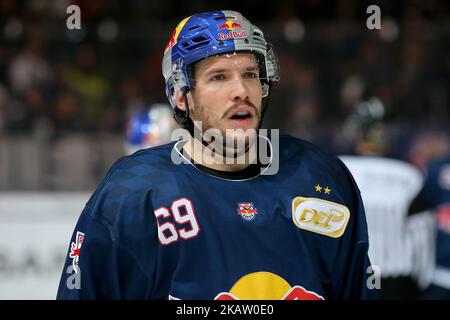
[176,89,186,112]
[176,90,194,112]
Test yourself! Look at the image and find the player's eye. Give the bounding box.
[243,71,258,79]
[210,74,226,81]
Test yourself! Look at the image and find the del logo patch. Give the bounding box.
[292,197,350,238]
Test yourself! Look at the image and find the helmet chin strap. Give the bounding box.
[258,83,272,130]
[173,91,210,148]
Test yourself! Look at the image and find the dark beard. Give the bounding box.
[190,101,261,159]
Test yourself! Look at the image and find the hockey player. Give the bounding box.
[57,10,372,300]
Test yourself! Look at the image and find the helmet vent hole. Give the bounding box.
[252,31,265,44]
[192,36,207,43]
[187,25,200,31]
[180,36,210,50]
[214,16,237,20]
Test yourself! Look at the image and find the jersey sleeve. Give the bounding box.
[329,159,374,300]
[56,206,155,299]
[57,157,159,300]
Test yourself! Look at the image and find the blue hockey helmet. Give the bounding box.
[162,10,280,118]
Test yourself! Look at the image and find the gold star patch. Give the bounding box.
[314,184,322,192]
[324,187,331,195]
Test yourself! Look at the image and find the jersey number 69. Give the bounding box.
[154,197,200,245]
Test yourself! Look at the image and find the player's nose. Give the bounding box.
[229,77,249,101]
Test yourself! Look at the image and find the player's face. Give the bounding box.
[185,52,263,140]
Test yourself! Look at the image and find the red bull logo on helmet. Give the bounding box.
[214,272,325,300]
[217,19,247,40]
[217,19,241,31]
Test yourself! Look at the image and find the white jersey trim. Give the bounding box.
[173,135,274,182]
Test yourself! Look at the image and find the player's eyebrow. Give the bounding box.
[204,68,228,76]
[244,66,259,72]
[203,65,259,77]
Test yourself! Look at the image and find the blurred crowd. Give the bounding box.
[0,0,449,162]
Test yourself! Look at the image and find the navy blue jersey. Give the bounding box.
[57,136,372,300]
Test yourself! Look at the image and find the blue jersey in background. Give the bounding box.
[411,155,450,298]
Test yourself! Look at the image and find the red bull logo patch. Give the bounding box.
[69,231,84,273]
[214,272,324,300]
[237,203,258,221]
[217,19,247,40]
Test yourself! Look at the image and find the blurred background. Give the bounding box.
[0,0,449,299]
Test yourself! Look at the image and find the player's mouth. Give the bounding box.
[228,106,255,125]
